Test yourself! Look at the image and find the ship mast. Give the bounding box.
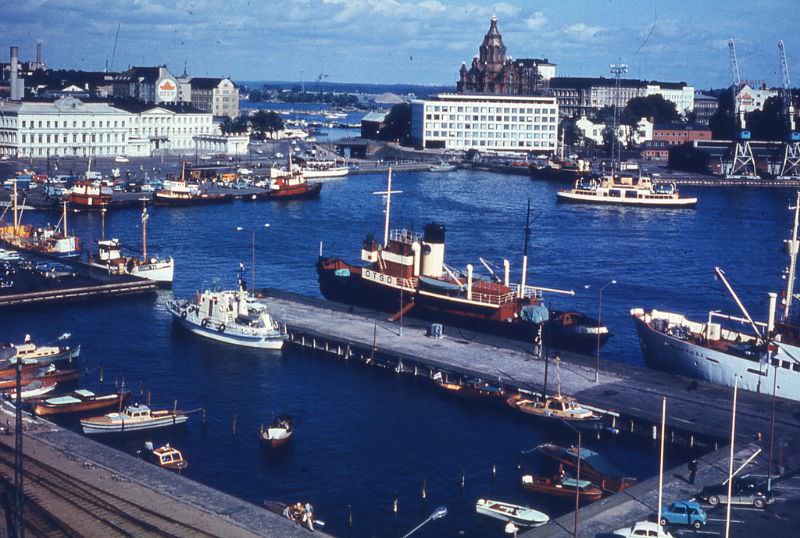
[141,203,149,261]
[519,198,531,298]
[783,191,800,318]
[372,167,402,247]
[62,200,68,238]
[12,180,18,237]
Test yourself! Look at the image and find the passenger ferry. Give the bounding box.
[631,192,800,402]
[557,174,697,208]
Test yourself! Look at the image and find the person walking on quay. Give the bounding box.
[688,457,698,485]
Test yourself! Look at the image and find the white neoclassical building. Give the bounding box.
[0,96,230,158]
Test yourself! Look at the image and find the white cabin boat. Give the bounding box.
[475,498,549,527]
[80,403,188,434]
[557,174,697,208]
[166,268,287,349]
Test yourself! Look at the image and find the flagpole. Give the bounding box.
[724,379,738,538]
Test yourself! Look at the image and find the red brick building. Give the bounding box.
[652,123,712,145]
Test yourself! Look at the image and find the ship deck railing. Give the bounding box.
[389,229,422,245]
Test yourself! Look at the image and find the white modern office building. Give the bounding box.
[411,94,559,152]
[0,96,227,158]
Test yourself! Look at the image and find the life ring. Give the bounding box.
[217,323,226,333]
[180,310,187,320]
[201,318,209,328]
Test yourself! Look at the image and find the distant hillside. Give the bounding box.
[238,80,454,98]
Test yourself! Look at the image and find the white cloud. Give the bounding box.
[524,11,547,30]
[565,22,603,40]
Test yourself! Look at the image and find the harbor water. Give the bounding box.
[1,169,794,536]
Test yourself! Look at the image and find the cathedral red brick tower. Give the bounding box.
[458,15,519,94]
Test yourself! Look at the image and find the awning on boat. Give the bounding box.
[45,395,82,405]
[419,275,464,292]
[334,268,351,277]
[521,304,549,323]
[74,389,95,397]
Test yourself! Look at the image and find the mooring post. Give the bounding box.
[232,414,237,436]
[99,367,104,383]
[202,408,207,430]
[421,479,426,499]
[393,494,398,514]
[492,464,497,480]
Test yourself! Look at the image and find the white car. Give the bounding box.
[114,155,130,163]
[613,521,673,538]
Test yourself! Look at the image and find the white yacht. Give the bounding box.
[166,267,287,349]
[631,192,800,402]
[557,174,697,208]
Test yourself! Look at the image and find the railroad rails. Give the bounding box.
[0,442,220,538]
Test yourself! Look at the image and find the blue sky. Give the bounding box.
[2,0,798,89]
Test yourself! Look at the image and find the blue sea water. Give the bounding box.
[1,170,793,537]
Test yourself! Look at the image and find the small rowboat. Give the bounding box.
[521,474,604,501]
[506,393,605,430]
[432,372,505,401]
[475,498,549,527]
[8,380,57,400]
[264,500,324,531]
[32,389,128,417]
[80,403,188,435]
[259,415,293,448]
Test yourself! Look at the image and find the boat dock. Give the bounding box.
[0,254,156,308]
[260,289,800,535]
[0,402,328,537]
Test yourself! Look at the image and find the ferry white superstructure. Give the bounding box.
[557,175,697,208]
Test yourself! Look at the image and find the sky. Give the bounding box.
[1,0,798,89]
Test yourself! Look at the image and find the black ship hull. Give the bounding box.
[317,259,609,354]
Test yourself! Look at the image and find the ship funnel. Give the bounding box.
[503,259,510,287]
[466,264,473,300]
[768,292,778,336]
[421,223,445,278]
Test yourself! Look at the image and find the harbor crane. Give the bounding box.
[725,39,759,180]
[777,40,800,180]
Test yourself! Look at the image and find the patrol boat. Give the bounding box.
[631,192,800,402]
[166,266,287,349]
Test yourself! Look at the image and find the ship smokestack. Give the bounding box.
[466,264,473,300]
[421,223,445,278]
[9,47,22,100]
[767,292,778,336]
[503,259,510,287]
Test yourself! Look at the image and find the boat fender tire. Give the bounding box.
[180,310,187,320]
[218,323,226,333]
[201,318,209,328]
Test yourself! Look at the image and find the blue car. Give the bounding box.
[659,500,707,529]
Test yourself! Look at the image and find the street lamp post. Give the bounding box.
[560,420,582,538]
[400,505,447,538]
[586,280,616,383]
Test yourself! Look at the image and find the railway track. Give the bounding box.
[0,442,222,538]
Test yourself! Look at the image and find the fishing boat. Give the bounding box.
[268,165,322,200]
[90,205,174,286]
[7,334,79,367]
[432,372,505,401]
[154,162,227,206]
[32,389,128,417]
[317,169,608,354]
[529,156,591,182]
[557,174,697,208]
[264,501,322,532]
[631,192,800,402]
[506,393,605,430]
[80,403,189,434]
[475,499,549,528]
[66,181,112,210]
[166,266,288,349]
[521,474,604,501]
[0,186,80,258]
[145,441,188,471]
[259,414,294,448]
[533,443,637,492]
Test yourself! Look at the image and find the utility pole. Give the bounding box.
[609,61,628,177]
[14,354,24,538]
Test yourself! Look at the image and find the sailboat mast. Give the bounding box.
[519,198,531,298]
[12,180,18,236]
[383,167,393,246]
[783,191,800,319]
[141,205,148,260]
[62,201,68,237]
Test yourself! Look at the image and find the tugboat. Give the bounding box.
[317,169,608,353]
[154,162,228,206]
[268,157,322,200]
[630,191,800,402]
[259,414,294,448]
[166,265,288,349]
[90,205,174,286]
[66,181,112,210]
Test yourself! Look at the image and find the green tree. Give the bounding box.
[625,95,680,124]
[379,103,412,143]
[250,111,284,138]
[709,87,736,139]
[559,118,581,146]
[220,115,248,134]
[746,96,788,140]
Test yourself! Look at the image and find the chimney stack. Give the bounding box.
[10,47,22,100]
[35,40,42,66]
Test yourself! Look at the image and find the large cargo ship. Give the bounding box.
[317,170,609,354]
[631,192,800,402]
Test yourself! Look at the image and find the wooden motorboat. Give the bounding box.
[432,372,505,401]
[147,442,188,471]
[37,365,79,385]
[80,403,189,435]
[475,498,549,528]
[506,393,604,430]
[521,474,603,502]
[32,389,128,417]
[6,337,80,367]
[7,380,57,400]
[264,500,322,532]
[259,414,294,448]
[534,443,637,492]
